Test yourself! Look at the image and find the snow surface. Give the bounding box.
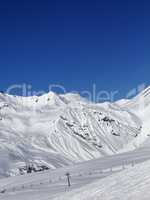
[54,160,150,200]
[1,87,150,199]
[0,90,144,177]
[1,148,150,200]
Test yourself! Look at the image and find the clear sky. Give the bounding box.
[0,0,149,100]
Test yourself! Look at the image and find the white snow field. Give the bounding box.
[0,148,150,200]
[54,159,150,200]
[1,86,150,199]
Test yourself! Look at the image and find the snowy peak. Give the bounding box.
[139,86,150,97]
[117,86,150,110]
[0,92,88,109]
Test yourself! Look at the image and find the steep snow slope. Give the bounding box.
[116,86,150,148]
[0,90,144,177]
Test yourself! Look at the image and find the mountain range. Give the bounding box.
[0,87,150,177]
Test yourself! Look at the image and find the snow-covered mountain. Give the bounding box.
[0,87,150,177]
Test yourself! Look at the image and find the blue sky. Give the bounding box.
[0,0,149,100]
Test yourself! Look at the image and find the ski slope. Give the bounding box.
[56,159,150,200]
[1,147,150,200]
